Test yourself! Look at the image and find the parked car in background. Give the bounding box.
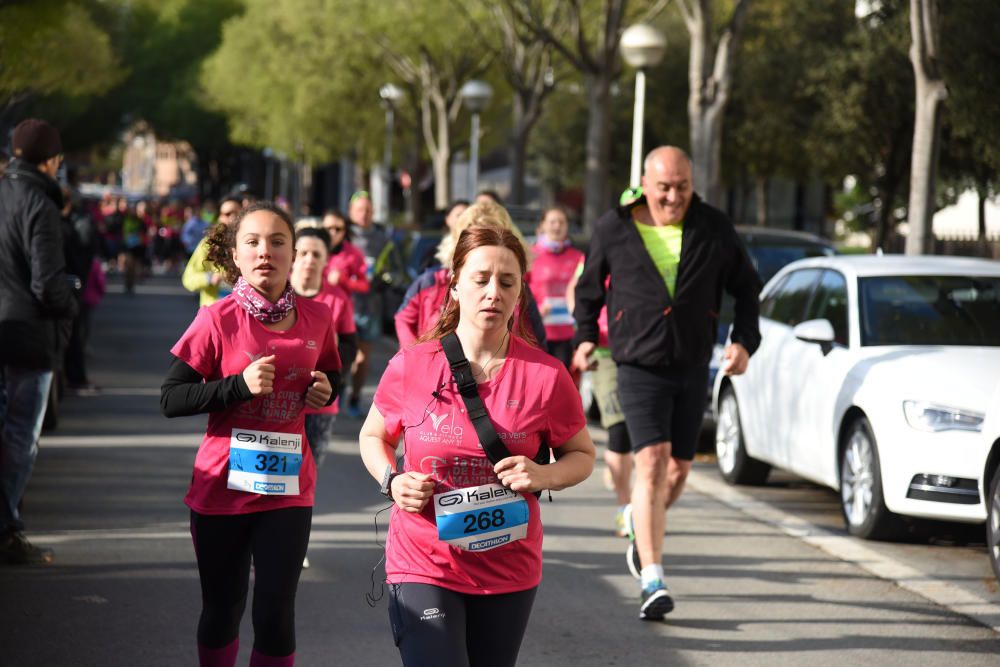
[713,256,1000,544]
[705,227,837,426]
[981,381,1000,583]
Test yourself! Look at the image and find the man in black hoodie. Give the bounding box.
[573,146,762,620]
[0,118,78,565]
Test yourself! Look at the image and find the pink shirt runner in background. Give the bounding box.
[171,297,341,514]
[322,240,370,295]
[374,335,586,594]
[527,242,585,343]
[303,285,355,416]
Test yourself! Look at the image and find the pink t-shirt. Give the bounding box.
[374,335,586,594]
[323,241,370,295]
[528,243,585,342]
[171,297,341,515]
[303,286,355,416]
[394,268,450,348]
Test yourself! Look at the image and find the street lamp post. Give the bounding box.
[377,83,404,223]
[459,80,493,199]
[621,24,667,188]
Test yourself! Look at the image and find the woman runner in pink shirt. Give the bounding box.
[360,211,595,667]
[161,202,341,667]
[527,206,584,371]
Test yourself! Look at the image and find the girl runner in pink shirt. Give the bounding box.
[161,202,341,667]
[291,226,358,464]
[360,204,595,667]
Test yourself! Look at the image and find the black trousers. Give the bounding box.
[189,506,311,656]
[389,582,537,667]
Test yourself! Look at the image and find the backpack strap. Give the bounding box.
[440,332,513,465]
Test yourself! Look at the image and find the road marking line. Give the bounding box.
[39,434,203,448]
[688,468,1000,634]
[75,388,162,396]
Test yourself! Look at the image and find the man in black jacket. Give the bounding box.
[573,146,761,620]
[0,118,78,565]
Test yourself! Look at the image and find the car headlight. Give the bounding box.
[902,401,984,432]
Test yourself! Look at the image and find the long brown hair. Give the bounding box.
[418,223,536,346]
[205,201,295,284]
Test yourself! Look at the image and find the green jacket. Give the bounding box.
[181,236,226,307]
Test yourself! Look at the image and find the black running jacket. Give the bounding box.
[573,194,762,369]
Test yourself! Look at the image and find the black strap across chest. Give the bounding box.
[440,332,512,465]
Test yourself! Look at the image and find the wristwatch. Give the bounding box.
[379,464,401,500]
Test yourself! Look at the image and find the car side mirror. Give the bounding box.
[793,319,836,350]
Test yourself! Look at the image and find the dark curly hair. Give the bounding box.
[205,201,295,285]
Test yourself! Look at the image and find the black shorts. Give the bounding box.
[617,362,708,460]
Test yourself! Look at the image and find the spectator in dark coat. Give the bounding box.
[0,119,78,565]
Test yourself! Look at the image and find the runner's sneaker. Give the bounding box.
[0,531,54,565]
[626,540,642,580]
[639,580,675,621]
[621,504,634,539]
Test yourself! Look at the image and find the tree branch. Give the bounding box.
[637,0,673,25]
[509,0,588,72]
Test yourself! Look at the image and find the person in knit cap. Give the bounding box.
[0,118,78,565]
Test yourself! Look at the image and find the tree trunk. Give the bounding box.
[431,150,450,210]
[583,73,612,231]
[978,189,987,245]
[682,0,749,209]
[754,175,767,226]
[875,181,897,252]
[904,0,947,256]
[509,95,529,206]
[421,90,452,210]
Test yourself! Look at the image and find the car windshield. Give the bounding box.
[750,243,836,284]
[859,275,1000,346]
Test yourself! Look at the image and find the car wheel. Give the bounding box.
[839,416,903,540]
[988,464,1000,584]
[715,387,771,485]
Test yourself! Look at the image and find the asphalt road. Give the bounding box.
[2,274,999,666]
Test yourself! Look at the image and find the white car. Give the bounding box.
[713,255,1000,542]
[980,382,1000,582]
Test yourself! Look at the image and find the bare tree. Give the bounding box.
[510,0,630,229]
[379,42,491,209]
[677,0,750,207]
[904,0,947,255]
[471,1,564,205]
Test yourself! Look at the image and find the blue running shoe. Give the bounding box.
[639,580,674,621]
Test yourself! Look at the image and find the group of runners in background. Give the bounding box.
[161,145,761,666]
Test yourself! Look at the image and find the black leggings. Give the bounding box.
[189,507,312,657]
[388,583,537,667]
